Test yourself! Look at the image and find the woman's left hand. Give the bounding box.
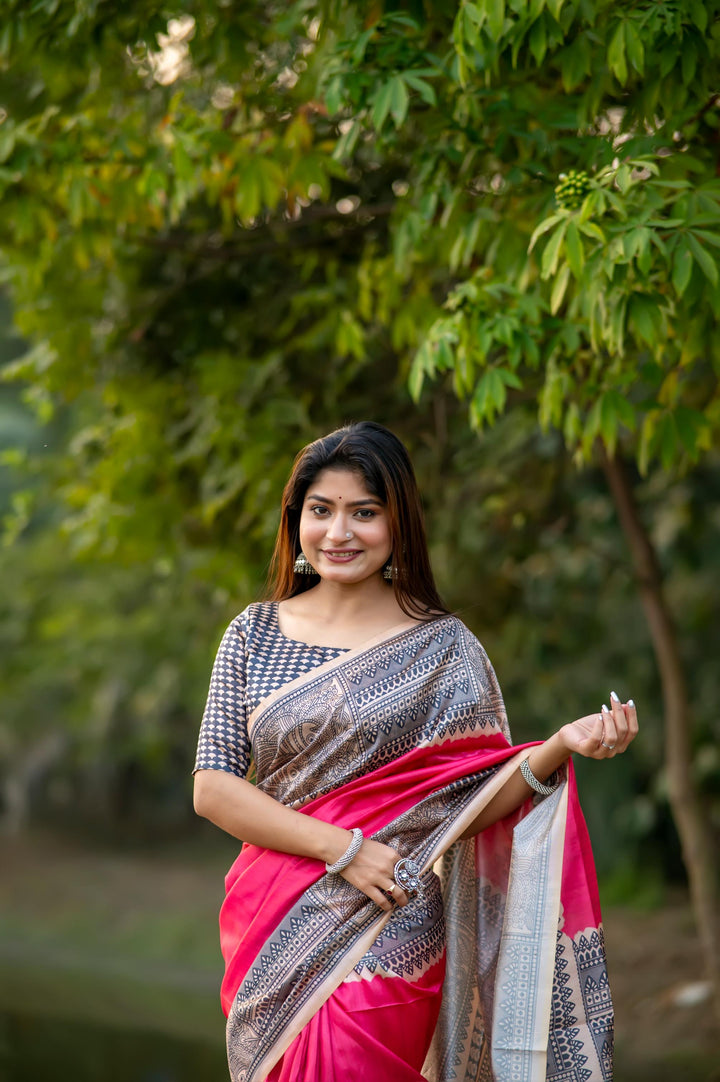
[558,694,638,759]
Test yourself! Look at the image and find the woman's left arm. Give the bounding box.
[460,693,638,838]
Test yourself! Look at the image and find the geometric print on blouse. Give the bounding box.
[193,601,348,779]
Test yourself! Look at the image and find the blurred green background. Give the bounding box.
[1,2,719,1079]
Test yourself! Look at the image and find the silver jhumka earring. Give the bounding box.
[294,551,317,575]
[382,560,395,581]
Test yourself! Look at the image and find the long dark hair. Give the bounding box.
[267,422,448,620]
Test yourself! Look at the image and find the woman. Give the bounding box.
[193,422,637,1082]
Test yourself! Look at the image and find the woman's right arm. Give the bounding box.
[194,768,351,862]
[193,769,405,911]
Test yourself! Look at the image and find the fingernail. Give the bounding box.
[602,704,609,713]
[628,699,635,707]
[610,690,620,702]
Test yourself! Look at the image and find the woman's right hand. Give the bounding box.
[340,838,410,912]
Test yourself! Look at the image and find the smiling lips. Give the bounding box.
[322,549,362,561]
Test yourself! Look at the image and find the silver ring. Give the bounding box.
[393,858,421,897]
[601,741,616,750]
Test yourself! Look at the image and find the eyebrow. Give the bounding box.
[305,493,383,508]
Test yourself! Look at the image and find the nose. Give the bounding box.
[325,513,353,543]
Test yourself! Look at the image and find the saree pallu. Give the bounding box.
[219,616,614,1082]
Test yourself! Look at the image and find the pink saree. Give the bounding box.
[218,616,613,1082]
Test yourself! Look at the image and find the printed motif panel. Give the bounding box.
[345,870,446,982]
[250,615,509,807]
[547,925,614,1082]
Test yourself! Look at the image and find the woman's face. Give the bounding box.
[298,467,392,585]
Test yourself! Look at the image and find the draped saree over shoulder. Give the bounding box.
[219,615,614,1082]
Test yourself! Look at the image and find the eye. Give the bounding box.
[354,509,377,519]
[310,505,330,516]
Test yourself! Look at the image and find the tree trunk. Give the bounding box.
[599,448,719,1018]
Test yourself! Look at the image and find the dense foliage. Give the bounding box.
[0,2,718,904]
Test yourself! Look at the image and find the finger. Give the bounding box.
[387,882,409,908]
[624,698,639,740]
[610,690,629,749]
[368,887,393,912]
[588,712,604,751]
[600,704,617,756]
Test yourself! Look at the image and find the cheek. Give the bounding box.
[367,520,392,549]
[299,514,324,543]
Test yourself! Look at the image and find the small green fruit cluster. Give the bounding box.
[554,169,591,210]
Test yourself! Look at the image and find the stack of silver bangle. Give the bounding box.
[325,827,364,874]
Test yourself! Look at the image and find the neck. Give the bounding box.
[303,577,399,622]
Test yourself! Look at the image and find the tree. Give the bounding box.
[0,0,718,1000]
[350,0,720,1003]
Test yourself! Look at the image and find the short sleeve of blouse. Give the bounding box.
[193,615,251,779]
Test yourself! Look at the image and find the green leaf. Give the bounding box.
[560,33,590,90]
[540,221,568,279]
[528,213,564,252]
[497,367,523,390]
[565,220,584,279]
[436,335,455,371]
[324,76,344,116]
[487,0,506,39]
[629,295,661,347]
[371,81,394,132]
[615,164,632,194]
[687,234,719,286]
[464,1,485,26]
[636,228,652,276]
[529,17,547,65]
[539,359,565,429]
[674,406,706,457]
[409,343,430,401]
[0,126,16,164]
[691,228,720,250]
[578,221,606,244]
[624,21,644,74]
[351,26,375,63]
[608,22,627,85]
[689,0,708,32]
[672,245,693,297]
[460,4,483,52]
[550,263,570,313]
[606,389,635,431]
[389,75,410,129]
[471,367,509,426]
[403,73,437,107]
[681,39,697,86]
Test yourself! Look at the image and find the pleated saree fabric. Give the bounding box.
[214,612,614,1082]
